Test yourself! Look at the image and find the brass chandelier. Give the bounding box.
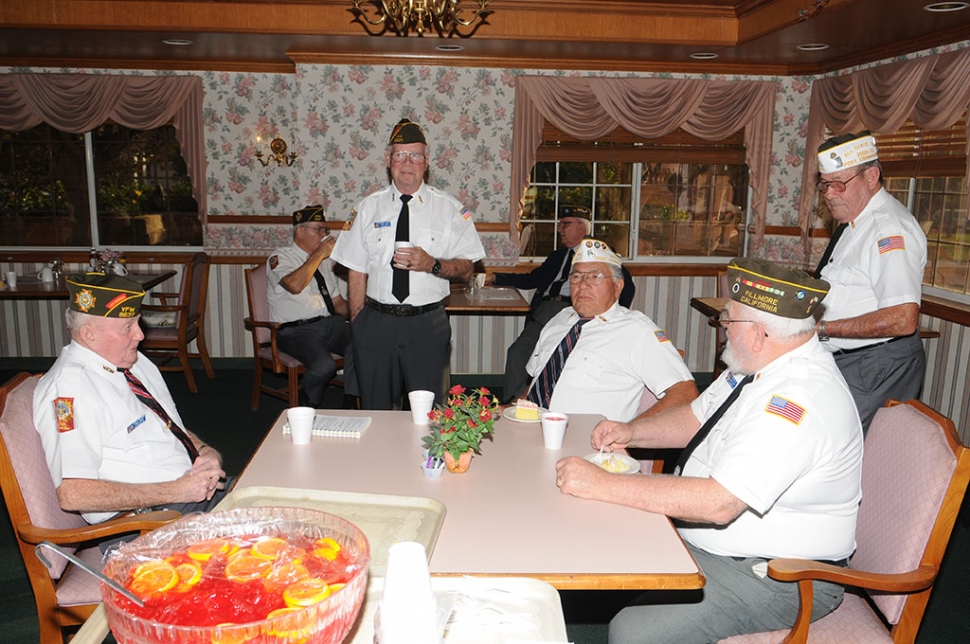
[350,0,491,37]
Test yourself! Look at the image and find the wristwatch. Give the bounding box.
[431,259,442,275]
[818,320,829,342]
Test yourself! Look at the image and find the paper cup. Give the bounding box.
[4,271,17,288]
[287,406,315,444]
[408,390,435,425]
[394,241,414,251]
[540,412,568,449]
[377,542,441,644]
[38,266,54,282]
[475,273,486,288]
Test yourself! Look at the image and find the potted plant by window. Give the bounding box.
[421,385,500,474]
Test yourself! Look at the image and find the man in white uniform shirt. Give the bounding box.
[523,238,696,421]
[34,273,226,524]
[331,119,486,409]
[813,131,927,432]
[267,204,354,408]
[555,257,863,644]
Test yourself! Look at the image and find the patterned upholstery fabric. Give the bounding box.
[248,264,274,346]
[0,376,87,580]
[54,545,104,607]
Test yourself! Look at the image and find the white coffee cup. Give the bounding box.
[112,263,128,276]
[38,266,54,283]
[475,273,486,288]
[287,406,316,444]
[540,412,569,449]
[408,390,435,425]
[394,241,414,251]
[4,271,17,288]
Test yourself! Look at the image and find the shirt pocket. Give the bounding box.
[413,223,444,254]
[561,349,607,385]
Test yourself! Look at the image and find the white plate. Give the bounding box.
[502,406,547,423]
[584,452,641,475]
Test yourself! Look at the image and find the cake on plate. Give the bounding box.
[514,399,540,421]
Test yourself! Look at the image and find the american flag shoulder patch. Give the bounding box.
[654,329,670,343]
[459,206,473,220]
[878,235,905,254]
[765,395,805,424]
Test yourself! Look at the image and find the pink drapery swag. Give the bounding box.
[510,76,777,247]
[0,74,207,223]
[799,46,970,260]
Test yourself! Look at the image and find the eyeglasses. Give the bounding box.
[816,170,865,194]
[390,151,426,164]
[568,271,609,285]
[301,224,329,235]
[719,317,769,337]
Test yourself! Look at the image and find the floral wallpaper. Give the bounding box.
[5,37,968,263]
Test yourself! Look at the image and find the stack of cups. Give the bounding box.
[374,542,446,644]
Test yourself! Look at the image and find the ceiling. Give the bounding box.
[2,0,970,76]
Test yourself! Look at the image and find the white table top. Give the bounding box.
[237,410,703,590]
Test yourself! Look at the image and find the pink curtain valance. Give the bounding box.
[510,76,777,245]
[798,47,970,261]
[0,73,207,222]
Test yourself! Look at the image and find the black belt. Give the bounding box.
[278,315,326,330]
[365,297,444,317]
[833,332,917,356]
[541,294,571,304]
[733,556,848,567]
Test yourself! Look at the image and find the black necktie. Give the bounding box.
[312,271,336,316]
[392,194,412,302]
[814,223,848,278]
[527,317,591,408]
[546,249,575,298]
[120,368,199,462]
[673,374,754,476]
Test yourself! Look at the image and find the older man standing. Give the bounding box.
[489,205,635,404]
[556,257,863,644]
[522,239,695,421]
[268,204,354,408]
[331,119,485,409]
[814,131,928,432]
[34,273,226,524]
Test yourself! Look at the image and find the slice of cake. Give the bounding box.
[514,399,540,421]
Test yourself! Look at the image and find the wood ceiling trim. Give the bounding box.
[0,56,296,74]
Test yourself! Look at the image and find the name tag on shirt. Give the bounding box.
[127,414,147,434]
[374,221,392,229]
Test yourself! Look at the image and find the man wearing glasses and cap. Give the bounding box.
[520,239,694,421]
[332,119,485,409]
[813,132,927,432]
[34,273,228,524]
[267,204,355,408]
[556,257,863,643]
[488,205,635,404]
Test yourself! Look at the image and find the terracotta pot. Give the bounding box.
[444,449,473,473]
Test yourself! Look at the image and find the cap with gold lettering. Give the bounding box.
[65,273,145,318]
[293,204,326,225]
[817,131,878,174]
[727,258,829,319]
[388,119,426,145]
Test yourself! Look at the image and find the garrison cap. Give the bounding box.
[388,119,426,145]
[293,204,326,225]
[727,258,829,319]
[65,272,145,318]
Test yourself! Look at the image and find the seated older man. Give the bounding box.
[522,239,697,421]
[556,257,863,644]
[34,273,227,524]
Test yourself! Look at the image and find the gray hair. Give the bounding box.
[64,308,89,336]
[607,263,623,281]
[745,305,816,339]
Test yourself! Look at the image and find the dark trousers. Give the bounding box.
[352,305,451,410]
[278,316,353,406]
[503,299,571,402]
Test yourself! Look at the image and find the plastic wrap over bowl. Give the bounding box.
[101,506,370,644]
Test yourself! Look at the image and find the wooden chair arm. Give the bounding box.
[140,303,187,314]
[244,317,282,331]
[17,510,182,545]
[768,558,938,593]
[150,292,179,304]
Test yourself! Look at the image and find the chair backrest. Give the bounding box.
[245,264,272,346]
[0,373,86,581]
[851,399,970,627]
[185,252,210,325]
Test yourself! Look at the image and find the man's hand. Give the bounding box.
[392,245,434,273]
[176,454,226,502]
[556,456,607,499]
[591,419,634,451]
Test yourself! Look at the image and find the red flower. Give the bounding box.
[478,395,491,407]
[468,420,477,428]
[479,409,492,421]
[443,408,455,419]
[479,387,491,395]
[427,410,436,421]
[449,384,466,395]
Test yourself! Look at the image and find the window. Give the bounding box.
[0,123,202,248]
[876,118,970,297]
[521,125,749,259]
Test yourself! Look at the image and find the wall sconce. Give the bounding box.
[255,135,298,167]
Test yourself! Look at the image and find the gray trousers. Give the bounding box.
[278,316,353,406]
[502,299,570,401]
[834,332,925,434]
[609,543,844,644]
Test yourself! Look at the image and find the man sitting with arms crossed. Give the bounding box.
[522,239,696,422]
[268,204,355,408]
[556,257,863,644]
[34,273,227,525]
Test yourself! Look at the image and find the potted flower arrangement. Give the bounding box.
[422,385,500,474]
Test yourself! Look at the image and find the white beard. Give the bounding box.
[721,341,752,376]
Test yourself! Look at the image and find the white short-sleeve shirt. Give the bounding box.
[266,243,341,324]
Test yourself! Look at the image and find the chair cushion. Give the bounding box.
[0,376,87,579]
[55,545,105,607]
[140,310,177,328]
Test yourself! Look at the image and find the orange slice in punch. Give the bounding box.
[224,554,272,582]
[187,537,236,562]
[263,559,310,594]
[251,536,288,560]
[313,537,342,553]
[282,578,331,608]
[129,559,179,597]
[174,561,204,591]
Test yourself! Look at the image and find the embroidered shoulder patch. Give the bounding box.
[268,254,279,270]
[654,329,670,343]
[765,395,805,424]
[54,397,75,432]
[344,210,358,231]
[878,235,905,254]
[459,206,473,220]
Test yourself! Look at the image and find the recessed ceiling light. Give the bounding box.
[435,44,464,52]
[162,39,193,46]
[689,52,718,60]
[797,43,830,51]
[924,2,969,11]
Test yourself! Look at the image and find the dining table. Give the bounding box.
[234,409,705,592]
[0,270,177,300]
[444,283,530,314]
